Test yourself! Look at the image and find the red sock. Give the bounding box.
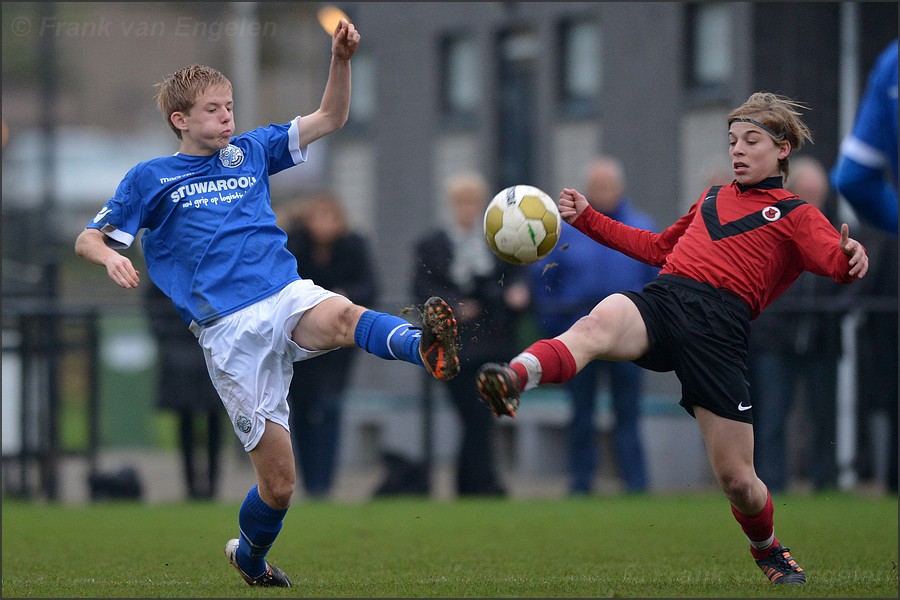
[731,490,777,560]
[514,339,577,388]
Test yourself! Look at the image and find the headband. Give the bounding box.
[728,117,785,141]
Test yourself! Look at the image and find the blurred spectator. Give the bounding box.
[748,156,846,493]
[849,222,898,493]
[412,172,529,497]
[529,156,657,494]
[283,192,380,499]
[144,279,223,500]
[830,38,898,236]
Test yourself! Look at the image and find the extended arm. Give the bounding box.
[74,228,141,288]
[297,18,361,148]
[560,187,690,267]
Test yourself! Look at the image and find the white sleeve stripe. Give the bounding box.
[101,227,134,249]
[288,116,308,165]
[840,136,887,169]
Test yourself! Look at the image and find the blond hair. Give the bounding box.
[154,64,232,139]
[728,92,813,179]
[444,171,489,206]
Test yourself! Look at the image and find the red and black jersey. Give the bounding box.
[571,177,856,319]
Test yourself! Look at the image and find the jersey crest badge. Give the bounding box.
[761,206,782,222]
[235,414,252,433]
[219,144,244,168]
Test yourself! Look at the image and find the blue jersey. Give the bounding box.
[87,119,307,325]
[847,40,898,187]
[831,39,898,235]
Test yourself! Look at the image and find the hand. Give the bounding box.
[332,18,360,61]
[105,254,140,289]
[558,188,590,224]
[839,223,868,279]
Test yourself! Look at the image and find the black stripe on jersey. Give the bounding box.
[701,185,807,241]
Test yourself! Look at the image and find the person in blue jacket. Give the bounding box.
[529,156,657,494]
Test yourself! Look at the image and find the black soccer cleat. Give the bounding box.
[475,362,521,418]
[225,538,292,587]
[419,296,460,381]
[755,544,806,584]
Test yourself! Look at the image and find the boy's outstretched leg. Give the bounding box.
[353,296,459,381]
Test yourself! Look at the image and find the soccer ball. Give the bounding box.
[483,185,561,265]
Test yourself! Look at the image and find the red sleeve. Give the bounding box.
[793,205,860,283]
[571,202,699,268]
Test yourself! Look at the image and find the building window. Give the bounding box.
[686,3,732,95]
[439,34,480,124]
[496,29,539,188]
[558,19,600,117]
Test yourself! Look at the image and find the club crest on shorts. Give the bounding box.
[219,144,244,168]
[761,206,782,222]
[235,414,252,433]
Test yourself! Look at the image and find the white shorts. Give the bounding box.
[191,280,340,451]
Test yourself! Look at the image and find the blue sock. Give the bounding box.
[354,310,424,367]
[236,485,287,578]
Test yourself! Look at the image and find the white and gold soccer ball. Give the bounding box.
[483,185,561,265]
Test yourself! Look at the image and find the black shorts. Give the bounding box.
[621,274,754,423]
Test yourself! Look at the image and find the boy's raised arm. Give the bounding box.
[297,18,360,148]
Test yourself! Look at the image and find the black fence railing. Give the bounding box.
[2,299,101,501]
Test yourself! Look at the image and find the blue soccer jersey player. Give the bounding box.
[75,19,459,588]
[831,39,898,236]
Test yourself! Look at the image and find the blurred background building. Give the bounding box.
[2,2,896,501]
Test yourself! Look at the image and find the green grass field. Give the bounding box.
[2,492,896,598]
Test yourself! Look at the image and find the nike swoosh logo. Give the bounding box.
[93,206,112,223]
[738,402,752,411]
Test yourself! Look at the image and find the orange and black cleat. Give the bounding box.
[419,296,460,382]
[756,544,806,584]
[475,362,521,418]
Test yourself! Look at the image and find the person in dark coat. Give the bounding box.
[284,192,380,499]
[412,172,529,497]
[144,279,223,500]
